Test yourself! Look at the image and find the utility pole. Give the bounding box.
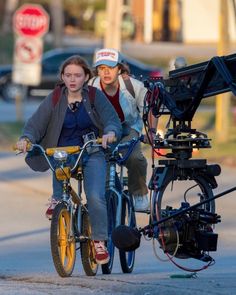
[131,0,144,42]
[50,0,64,48]
[104,0,122,50]
[216,0,231,142]
[144,0,153,44]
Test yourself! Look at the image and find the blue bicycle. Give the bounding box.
[101,137,142,274]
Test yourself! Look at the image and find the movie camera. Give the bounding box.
[112,53,236,271]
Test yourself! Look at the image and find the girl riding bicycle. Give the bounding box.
[16,55,122,265]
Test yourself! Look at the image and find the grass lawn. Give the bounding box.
[144,109,236,166]
[1,108,236,166]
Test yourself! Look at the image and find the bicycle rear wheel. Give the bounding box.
[50,202,76,277]
[119,190,136,273]
[80,209,98,276]
[101,190,117,274]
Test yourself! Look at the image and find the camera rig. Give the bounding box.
[112,53,236,271]
[143,53,236,158]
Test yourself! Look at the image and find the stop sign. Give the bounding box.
[13,4,49,37]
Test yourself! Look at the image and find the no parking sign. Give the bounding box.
[15,37,42,63]
[12,36,43,85]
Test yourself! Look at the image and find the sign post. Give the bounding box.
[12,4,49,85]
[12,4,49,121]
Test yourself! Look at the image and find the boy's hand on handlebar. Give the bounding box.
[102,131,116,149]
[143,129,157,144]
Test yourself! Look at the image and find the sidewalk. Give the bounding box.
[0,151,236,294]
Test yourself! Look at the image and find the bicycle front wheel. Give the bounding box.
[80,209,98,276]
[101,190,117,274]
[50,202,76,277]
[119,190,136,273]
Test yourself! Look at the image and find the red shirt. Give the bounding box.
[100,83,124,122]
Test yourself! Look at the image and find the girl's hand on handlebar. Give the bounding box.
[102,131,116,149]
[15,138,30,153]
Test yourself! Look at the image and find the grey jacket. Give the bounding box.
[22,85,122,172]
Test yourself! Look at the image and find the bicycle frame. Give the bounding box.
[26,141,97,236]
[101,137,141,274]
[106,138,141,225]
[107,154,125,226]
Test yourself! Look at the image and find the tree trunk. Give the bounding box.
[1,0,19,34]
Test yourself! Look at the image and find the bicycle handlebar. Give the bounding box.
[14,136,140,171]
[111,135,144,165]
[14,138,105,173]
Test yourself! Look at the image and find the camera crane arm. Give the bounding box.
[146,53,236,121]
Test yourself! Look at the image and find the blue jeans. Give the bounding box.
[52,151,108,241]
[121,129,148,196]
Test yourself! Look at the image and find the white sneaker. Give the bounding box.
[133,194,150,212]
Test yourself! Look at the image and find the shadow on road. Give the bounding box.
[0,228,49,243]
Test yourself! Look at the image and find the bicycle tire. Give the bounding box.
[101,190,117,274]
[80,209,98,276]
[152,174,215,223]
[119,190,136,273]
[50,202,76,277]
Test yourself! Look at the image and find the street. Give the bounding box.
[0,99,40,122]
[0,150,235,294]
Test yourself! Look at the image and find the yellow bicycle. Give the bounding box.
[15,139,103,277]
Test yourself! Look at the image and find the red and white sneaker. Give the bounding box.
[45,198,58,220]
[94,241,110,265]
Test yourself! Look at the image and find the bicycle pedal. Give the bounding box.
[135,209,150,214]
[78,235,88,242]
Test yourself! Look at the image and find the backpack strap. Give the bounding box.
[89,76,97,86]
[121,73,135,98]
[87,85,96,107]
[52,85,62,107]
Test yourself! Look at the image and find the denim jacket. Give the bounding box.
[89,75,147,134]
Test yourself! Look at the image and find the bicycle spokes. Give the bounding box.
[50,204,76,277]
[58,209,75,268]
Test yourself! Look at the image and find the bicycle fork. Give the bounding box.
[60,180,77,240]
[108,161,122,226]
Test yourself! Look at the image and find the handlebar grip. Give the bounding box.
[12,144,19,151]
[96,137,117,144]
[96,138,103,144]
[12,142,32,152]
[46,146,81,156]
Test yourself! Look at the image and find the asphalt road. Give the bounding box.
[0,152,235,294]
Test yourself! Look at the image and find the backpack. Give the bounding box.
[90,73,135,99]
[52,84,96,107]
